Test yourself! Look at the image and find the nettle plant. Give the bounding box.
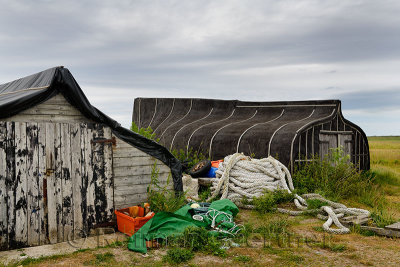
[130,122,160,142]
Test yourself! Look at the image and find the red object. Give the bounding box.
[115,208,154,236]
[211,160,223,168]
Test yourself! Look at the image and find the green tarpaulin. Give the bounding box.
[128,199,239,253]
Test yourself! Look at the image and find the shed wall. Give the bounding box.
[0,94,173,250]
[4,94,92,123]
[112,137,172,210]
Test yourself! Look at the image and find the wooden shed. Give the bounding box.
[0,67,182,250]
[133,98,370,172]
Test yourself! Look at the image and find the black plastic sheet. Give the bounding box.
[0,67,183,191]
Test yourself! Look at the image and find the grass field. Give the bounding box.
[369,136,400,176]
[1,136,399,266]
[368,136,400,219]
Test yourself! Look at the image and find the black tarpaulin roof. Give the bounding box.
[133,97,367,169]
[0,67,183,191]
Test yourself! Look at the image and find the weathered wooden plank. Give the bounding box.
[6,122,16,249]
[37,122,47,245]
[85,123,96,231]
[45,123,57,244]
[103,127,114,222]
[71,123,83,240]
[19,108,82,116]
[80,123,89,236]
[114,183,168,196]
[26,122,40,246]
[113,157,168,168]
[385,222,400,231]
[4,114,90,123]
[4,93,92,124]
[61,123,73,242]
[22,104,83,112]
[319,133,337,160]
[114,175,152,187]
[0,122,8,249]
[360,226,400,238]
[54,123,63,243]
[112,149,151,158]
[92,124,107,225]
[113,165,170,178]
[113,138,138,149]
[114,173,171,187]
[14,122,28,246]
[114,194,148,210]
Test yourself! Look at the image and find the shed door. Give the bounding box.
[319,130,353,161]
[0,121,114,250]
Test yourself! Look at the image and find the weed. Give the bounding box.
[287,254,305,263]
[306,199,328,210]
[236,222,254,246]
[130,122,159,142]
[370,208,396,227]
[105,239,128,248]
[312,226,324,232]
[84,252,115,266]
[166,227,227,258]
[256,217,290,237]
[293,148,383,204]
[351,224,376,236]
[330,244,347,252]
[314,241,347,252]
[171,147,208,172]
[182,227,209,252]
[370,169,400,186]
[253,190,294,214]
[198,185,211,202]
[147,162,186,213]
[163,248,194,265]
[234,255,252,262]
[15,254,67,266]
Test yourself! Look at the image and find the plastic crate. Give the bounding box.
[115,208,154,236]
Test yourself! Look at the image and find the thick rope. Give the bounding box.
[207,153,370,234]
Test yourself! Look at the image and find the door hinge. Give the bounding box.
[91,136,116,146]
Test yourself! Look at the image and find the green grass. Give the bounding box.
[163,248,194,265]
[83,252,115,266]
[368,136,400,220]
[233,255,252,262]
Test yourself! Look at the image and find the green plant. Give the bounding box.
[370,208,396,227]
[198,185,211,202]
[350,224,376,236]
[84,252,115,266]
[171,147,208,172]
[330,244,347,252]
[182,227,209,252]
[293,147,381,202]
[163,248,194,265]
[253,190,294,214]
[234,255,252,262]
[147,161,186,213]
[256,217,290,238]
[306,199,328,210]
[172,227,227,257]
[131,122,160,142]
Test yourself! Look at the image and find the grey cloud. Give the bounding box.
[1,0,400,135]
[338,88,400,111]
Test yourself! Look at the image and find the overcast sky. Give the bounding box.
[1,0,399,136]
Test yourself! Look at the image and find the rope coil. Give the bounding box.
[207,153,370,234]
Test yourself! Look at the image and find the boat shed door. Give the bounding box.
[319,130,353,161]
[0,121,114,250]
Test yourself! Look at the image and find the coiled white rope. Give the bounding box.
[207,153,370,234]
